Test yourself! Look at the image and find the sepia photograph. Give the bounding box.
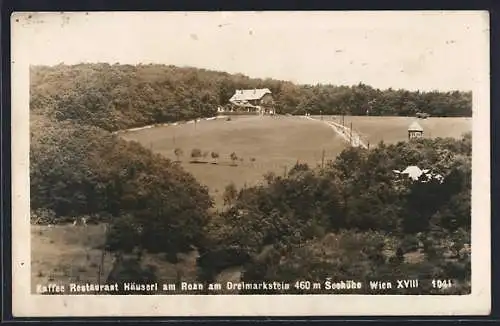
[11,11,490,316]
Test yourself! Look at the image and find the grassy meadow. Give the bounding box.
[31,224,199,292]
[317,115,472,145]
[122,115,471,206]
[122,115,348,206]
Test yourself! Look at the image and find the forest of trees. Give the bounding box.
[31,64,472,132]
[30,63,472,294]
[198,134,471,294]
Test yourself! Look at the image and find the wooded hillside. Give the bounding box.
[31,64,472,132]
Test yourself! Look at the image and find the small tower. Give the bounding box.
[408,121,424,140]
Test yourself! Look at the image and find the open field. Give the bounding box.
[122,115,348,205]
[315,115,472,145]
[122,115,471,206]
[31,224,199,293]
[31,224,113,292]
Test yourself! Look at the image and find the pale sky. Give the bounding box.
[12,11,489,91]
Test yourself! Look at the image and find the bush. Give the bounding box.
[229,152,238,165]
[105,214,141,253]
[401,234,420,253]
[31,208,56,224]
[191,148,202,161]
[106,256,158,294]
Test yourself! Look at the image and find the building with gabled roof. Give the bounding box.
[227,88,275,115]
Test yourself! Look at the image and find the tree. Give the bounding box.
[223,183,238,207]
[211,151,220,164]
[230,152,238,166]
[289,162,310,176]
[174,147,183,162]
[106,255,158,294]
[202,151,209,161]
[191,148,202,162]
[105,214,141,253]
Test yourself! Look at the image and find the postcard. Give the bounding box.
[11,10,490,316]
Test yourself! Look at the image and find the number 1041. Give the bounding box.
[432,279,453,289]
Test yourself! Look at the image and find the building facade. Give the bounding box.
[225,88,276,115]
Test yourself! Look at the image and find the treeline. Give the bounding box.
[31,63,472,132]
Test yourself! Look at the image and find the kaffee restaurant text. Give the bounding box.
[35,278,455,294]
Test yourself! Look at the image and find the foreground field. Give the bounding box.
[31,224,113,292]
[31,224,199,293]
[316,115,472,145]
[122,115,347,205]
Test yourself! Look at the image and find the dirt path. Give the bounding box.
[303,116,368,149]
[112,116,228,135]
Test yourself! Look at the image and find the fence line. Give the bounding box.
[303,116,368,149]
[111,115,229,135]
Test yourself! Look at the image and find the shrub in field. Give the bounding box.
[191,148,203,162]
[229,152,238,166]
[210,151,220,164]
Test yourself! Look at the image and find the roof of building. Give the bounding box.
[394,165,443,183]
[408,121,424,132]
[400,165,429,180]
[229,88,272,102]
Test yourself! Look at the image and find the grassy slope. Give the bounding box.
[122,115,348,206]
[31,224,113,291]
[31,224,199,293]
[318,115,472,145]
[122,115,471,206]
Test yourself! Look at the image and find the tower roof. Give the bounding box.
[408,121,423,132]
